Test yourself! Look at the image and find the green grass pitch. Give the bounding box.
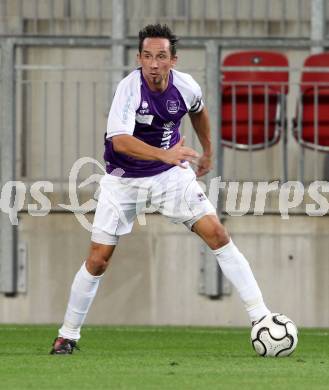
[0,325,328,390]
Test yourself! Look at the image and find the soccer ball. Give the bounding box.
[251,313,298,357]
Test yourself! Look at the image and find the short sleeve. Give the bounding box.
[106,71,141,138]
[172,69,205,114]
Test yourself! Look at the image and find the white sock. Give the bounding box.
[212,240,270,323]
[59,262,103,340]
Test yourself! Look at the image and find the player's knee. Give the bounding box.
[86,245,113,275]
[86,253,110,275]
[208,224,230,250]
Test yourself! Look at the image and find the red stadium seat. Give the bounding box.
[221,51,289,150]
[293,52,329,151]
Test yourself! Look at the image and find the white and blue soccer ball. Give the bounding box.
[251,313,298,357]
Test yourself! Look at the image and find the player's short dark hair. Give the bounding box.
[138,24,179,57]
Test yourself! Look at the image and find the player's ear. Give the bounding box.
[171,55,178,67]
[137,52,141,65]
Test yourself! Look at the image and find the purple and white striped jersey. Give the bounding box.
[105,68,204,177]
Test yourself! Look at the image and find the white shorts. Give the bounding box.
[91,165,216,245]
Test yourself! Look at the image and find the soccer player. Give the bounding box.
[50,24,270,354]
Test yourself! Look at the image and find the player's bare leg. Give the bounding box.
[86,242,116,275]
[191,214,230,249]
[50,243,115,354]
[192,214,270,323]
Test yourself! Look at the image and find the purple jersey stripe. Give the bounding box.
[105,69,191,178]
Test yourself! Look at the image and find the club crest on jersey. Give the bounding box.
[166,99,180,114]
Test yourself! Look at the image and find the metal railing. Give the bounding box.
[220,67,329,180]
[0,0,328,298]
[11,62,329,208]
[13,61,206,211]
[1,33,329,295]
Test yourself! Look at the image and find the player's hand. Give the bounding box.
[195,154,213,177]
[162,137,199,168]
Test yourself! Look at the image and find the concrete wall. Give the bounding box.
[0,212,328,327]
[3,0,314,37]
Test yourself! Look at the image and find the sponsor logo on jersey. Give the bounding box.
[160,121,175,149]
[166,99,180,114]
[163,121,175,131]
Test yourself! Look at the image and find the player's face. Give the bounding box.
[138,38,177,92]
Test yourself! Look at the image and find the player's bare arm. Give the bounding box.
[189,107,213,177]
[112,134,199,168]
